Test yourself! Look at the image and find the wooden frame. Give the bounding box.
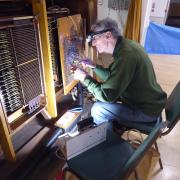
[57,14,84,95]
[0,99,16,161]
[32,0,57,117]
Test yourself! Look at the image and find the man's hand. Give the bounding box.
[81,58,96,69]
[73,68,87,82]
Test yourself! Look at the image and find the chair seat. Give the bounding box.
[67,131,134,180]
[114,118,162,134]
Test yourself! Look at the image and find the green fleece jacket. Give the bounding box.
[83,37,167,116]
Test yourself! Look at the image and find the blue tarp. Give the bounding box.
[144,22,180,54]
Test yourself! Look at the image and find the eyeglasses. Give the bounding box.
[86,28,113,45]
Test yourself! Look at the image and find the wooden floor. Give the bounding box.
[150,54,180,95]
[151,122,180,180]
[149,54,180,180]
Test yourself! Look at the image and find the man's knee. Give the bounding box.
[91,102,110,125]
[91,101,105,118]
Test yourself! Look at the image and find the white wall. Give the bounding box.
[140,0,170,45]
[97,0,151,45]
[150,0,170,24]
[140,0,152,45]
[97,0,170,46]
[97,0,128,34]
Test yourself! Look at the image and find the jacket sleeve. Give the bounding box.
[83,52,138,102]
[93,64,110,81]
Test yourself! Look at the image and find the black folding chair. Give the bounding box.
[113,81,180,169]
[63,122,163,180]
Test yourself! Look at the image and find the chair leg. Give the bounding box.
[154,142,163,170]
[134,169,139,180]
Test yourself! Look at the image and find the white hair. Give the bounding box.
[91,18,121,39]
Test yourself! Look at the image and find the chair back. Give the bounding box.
[117,122,163,180]
[163,81,180,135]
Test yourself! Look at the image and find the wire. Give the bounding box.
[68,16,78,32]
[55,148,66,160]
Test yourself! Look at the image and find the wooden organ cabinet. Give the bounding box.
[0,0,97,167]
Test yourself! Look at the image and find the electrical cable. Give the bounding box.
[68,16,78,32]
[55,148,66,160]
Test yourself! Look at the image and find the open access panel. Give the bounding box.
[57,14,85,95]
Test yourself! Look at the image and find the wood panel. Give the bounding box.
[0,100,16,161]
[57,14,84,95]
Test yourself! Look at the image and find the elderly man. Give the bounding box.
[73,18,167,125]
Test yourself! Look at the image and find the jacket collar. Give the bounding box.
[113,36,123,57]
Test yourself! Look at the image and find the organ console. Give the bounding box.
[0,0,97,162]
